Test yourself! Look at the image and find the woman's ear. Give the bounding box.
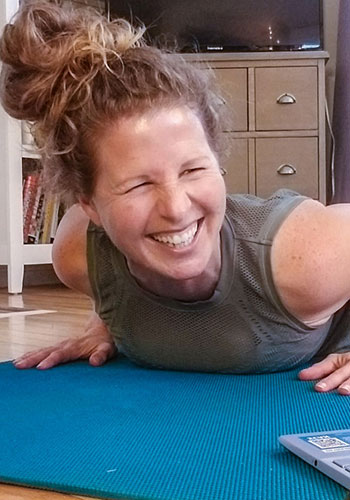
[79,198,102,226]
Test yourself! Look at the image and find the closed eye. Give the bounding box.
[124,182,152,194]
[182,167,205,176]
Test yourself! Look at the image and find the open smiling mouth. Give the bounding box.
[150,220,201,249]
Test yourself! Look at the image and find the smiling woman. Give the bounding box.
[81,107,226,299]
[2,1,350,394]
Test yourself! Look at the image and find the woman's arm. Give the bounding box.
[51,203,93,297]
[271,199,350,394]
[272,199,350,325]
[14,205,117,369]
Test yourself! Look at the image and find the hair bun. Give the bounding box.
[0,0,145,122]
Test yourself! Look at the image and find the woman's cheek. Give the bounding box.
[198,175,226,210]
[106,199,146,239]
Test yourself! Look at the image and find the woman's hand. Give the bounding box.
[13,313,117,370]
[299,352,350,395]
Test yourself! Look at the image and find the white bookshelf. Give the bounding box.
[0,0,53,293]
[0,0,105,293]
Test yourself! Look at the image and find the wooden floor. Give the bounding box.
[0,285,109,500]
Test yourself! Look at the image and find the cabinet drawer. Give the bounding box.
[255,138,318,199]
[221,138,249,195]
[255,67,318,131]
[214,68,248,132]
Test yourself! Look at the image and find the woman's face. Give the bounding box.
[82,106,226,286]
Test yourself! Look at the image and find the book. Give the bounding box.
[22,173,40,243]
[40,195,57,244]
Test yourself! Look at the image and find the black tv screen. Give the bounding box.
[107,0,323,53]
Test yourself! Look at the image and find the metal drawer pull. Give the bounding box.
[277,164,297,175]
[217,96,226,106]
[276,93,296,104]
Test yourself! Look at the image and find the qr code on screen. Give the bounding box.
[307,435,349,449]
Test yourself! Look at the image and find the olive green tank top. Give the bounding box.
[86,190,350,373]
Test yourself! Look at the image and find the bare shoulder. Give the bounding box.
[52,204,93,296]
[271,199,350,323]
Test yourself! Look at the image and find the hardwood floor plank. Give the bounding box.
[0,484,92,499]
[0,285,91,361]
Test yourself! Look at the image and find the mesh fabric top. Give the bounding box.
[87,190,350,373]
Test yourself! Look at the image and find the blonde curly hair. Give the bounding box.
[0,1,225,203]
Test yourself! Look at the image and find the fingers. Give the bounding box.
[14,347,61,369]
[14,345,71,370]
[313,364,350,394]
[298,355,338,381]
[13,336,117,370]
[89,341,117,366]
[14,317,116,370]
[299,353,350,395]
[36,348,73,370]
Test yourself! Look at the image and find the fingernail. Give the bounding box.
[316,382,327,390]
[340,385,350,394]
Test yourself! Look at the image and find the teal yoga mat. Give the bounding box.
[0,357,349,500]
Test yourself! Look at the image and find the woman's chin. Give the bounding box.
[128,233,221,294]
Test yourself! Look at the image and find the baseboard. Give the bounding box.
[0,264,62,289]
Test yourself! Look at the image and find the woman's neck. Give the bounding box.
[128,246,222,302]
[137,269,220,302]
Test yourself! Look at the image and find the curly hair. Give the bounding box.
[0,1,225,204]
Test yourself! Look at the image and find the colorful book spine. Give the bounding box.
[22,173,40,243]
[22,167,65,244]
[40,195,56,244]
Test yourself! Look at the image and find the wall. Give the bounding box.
[323,0,339,200]
[323,0,340,118]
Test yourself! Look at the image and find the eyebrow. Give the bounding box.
[180,156,212,168]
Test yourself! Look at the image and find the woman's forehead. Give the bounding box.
[96,106,209,153]
[107,105,202,132]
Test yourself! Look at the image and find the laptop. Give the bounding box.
[279,429,350,490]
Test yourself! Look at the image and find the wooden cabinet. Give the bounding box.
[187,52,328,203]
[214,68,248,131]
[255,137,319,198]
[221,139,249,194]
[255,66,318,131]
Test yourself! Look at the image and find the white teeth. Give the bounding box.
[152,222,198,248]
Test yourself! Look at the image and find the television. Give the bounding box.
[107,0,323,53]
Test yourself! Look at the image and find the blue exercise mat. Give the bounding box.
[0,357,349,500]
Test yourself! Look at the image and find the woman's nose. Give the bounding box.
[156,184,192,221]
